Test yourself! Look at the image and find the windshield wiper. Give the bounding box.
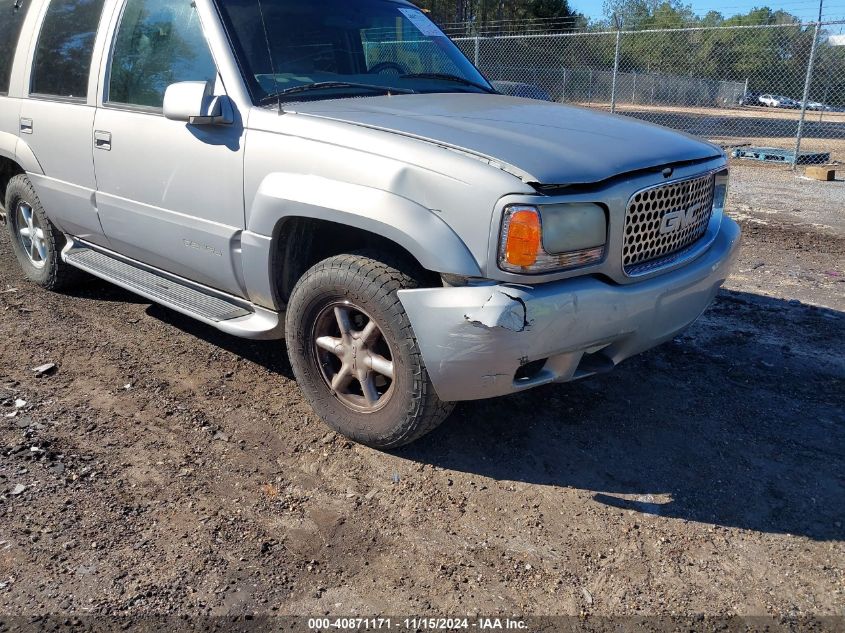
[259,81,417,105]
[399,73,496,94]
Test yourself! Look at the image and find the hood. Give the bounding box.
[287,93,722,185]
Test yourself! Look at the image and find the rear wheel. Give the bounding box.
[5,174,78,290]
[285,252,453,449]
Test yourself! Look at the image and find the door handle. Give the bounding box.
[20,118,33,134]
[94,130,112,151]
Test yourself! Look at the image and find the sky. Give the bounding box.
[567,0,845,23]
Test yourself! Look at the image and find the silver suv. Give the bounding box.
[0,0,740,448]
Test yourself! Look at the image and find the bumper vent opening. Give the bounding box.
[514,359,547,383]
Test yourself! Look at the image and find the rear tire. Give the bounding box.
[5,174,78,290]
[285,251,454,449]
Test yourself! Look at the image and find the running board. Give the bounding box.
[62,240,284,340]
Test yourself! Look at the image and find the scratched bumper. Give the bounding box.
[397,218,741,402]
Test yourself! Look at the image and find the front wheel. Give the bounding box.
[285,252,453,449]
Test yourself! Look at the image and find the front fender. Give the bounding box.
[247,173,482,278]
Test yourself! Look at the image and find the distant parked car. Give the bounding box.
[491,81,553,101]
[807,101,832,111]
[737,91,762,106]
[759,94,799,109]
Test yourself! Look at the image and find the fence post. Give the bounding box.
[474,35,480,67]
[793,21,821,169]
[562,69,567,102]
[632,72,636,104]
[610,29,621,113]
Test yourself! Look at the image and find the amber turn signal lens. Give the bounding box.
[503,208,542,267]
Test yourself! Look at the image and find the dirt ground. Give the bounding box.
[0,160,843,623]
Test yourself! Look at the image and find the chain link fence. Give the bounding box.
[453,22,845,168]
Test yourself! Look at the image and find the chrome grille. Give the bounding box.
[623,173,716,275]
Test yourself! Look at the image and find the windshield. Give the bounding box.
[214,0,492,104]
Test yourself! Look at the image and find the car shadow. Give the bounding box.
[145,303,296,381]
[396,290,845,542]
[52,271,293,377]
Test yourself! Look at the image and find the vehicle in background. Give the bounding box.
[491,80,553,102]
[759,94,799,109]
[758,94,782,107]
[737,91,762,106]
[806,101,832,111]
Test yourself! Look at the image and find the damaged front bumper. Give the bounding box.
[398,218,741,402]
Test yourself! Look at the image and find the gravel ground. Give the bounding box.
[0,164,843,622]
[728,162,845,236]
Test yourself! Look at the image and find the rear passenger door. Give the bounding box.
[92,0,246,296]
[0,0,33,163]
[19,0,110,245]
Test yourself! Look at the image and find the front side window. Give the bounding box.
[30,0,106,99]
[0,0,33,94]
[214,0,491,104]
[108,0,217,108]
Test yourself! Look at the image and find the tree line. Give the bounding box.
[413,0,586,33]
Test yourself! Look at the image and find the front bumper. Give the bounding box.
[398,217,741,402]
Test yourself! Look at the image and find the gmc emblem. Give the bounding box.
[659,202,702,235]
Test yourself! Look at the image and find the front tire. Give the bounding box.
[5,174,77,290]
[285,252,454,449]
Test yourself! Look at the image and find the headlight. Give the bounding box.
[498,203,607,274]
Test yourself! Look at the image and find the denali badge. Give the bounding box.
[659,202,702,235]
[183,239,223,257]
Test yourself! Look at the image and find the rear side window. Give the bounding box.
[0,0,32,94]
[108,0,216,108]
[30,0,107,99]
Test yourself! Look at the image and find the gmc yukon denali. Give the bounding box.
[0,0,740,448]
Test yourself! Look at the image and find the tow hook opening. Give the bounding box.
[514,358,548,383]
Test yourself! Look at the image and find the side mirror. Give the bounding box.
[163,81,233,125]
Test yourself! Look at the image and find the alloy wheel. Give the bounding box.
[15,202,48,269]
[312,301,396,413]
